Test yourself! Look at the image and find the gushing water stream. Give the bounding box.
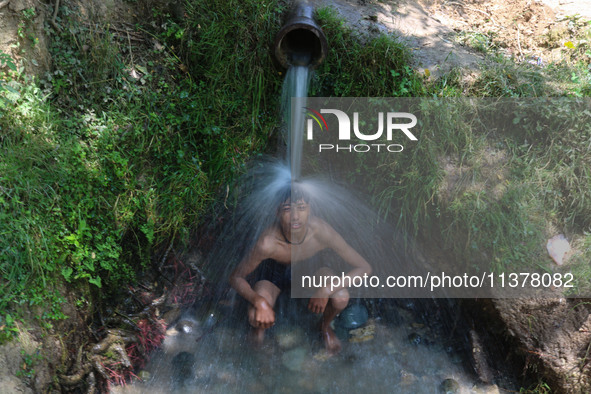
[282,65,310,179]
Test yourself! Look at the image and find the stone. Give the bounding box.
[313,349,332,362]
[171,351,195,387]
[400,369,417,386]
[473,384,501,394]
[281,347,308,372]
[176,318,198,334]
[440,378,460,393]
[275,326,305,350]
[137,370,151,381]
[9,0,34,13]
[337,303,369,329]
[214,327,241,353]
[161,307,182,325]
[349,324,376,343]
[408,332,422,346]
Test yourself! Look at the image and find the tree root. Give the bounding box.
[58,246,205,391]
[59,297,164,391]
[48,0,62,32]
[59,332,136,388]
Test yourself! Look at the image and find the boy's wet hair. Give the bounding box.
[277,181,310,206]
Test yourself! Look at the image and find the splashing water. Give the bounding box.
[113,301,485,394]
[117,60,513,394]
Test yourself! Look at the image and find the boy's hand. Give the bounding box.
[253,296,275,329]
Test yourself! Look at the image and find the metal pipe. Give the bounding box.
[273,1,328,69]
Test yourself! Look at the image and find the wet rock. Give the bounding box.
[137,370,151,381]
[295,374,318,391]
[408,332,422,346]
[349,323,375,343]
[162,317,203,354]
[399,369,417,386]
[380,302,404,326]
[275,326,305,350]
[472,384,501,394]
[161,307,182,325]
[337,303,369,329]
[469,329,494,383]
[247,381,267,392]
[214,327,242,353]
[333,323,350,341]
[440,378,460,393]
[385,341,401,356]
[216,369,237,385]
[176,318,198,334]
[281,347,308,372]
[171,351,195,387]
[312,349,333,362]
[401,299,416,310]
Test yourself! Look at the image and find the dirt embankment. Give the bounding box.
[493,298,591,392]
[0,0,52,75]
[311,0,591,75]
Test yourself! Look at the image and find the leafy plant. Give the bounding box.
[0,51,18,102]
[0,314,20,344]
[16,349,43,381]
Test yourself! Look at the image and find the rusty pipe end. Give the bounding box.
[273,1,328,69]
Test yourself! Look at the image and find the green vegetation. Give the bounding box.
[0,0,285,341]
[311,7,423,97]
[520,380,552,393]
[16,349,43,382]
[305,8,591,286]
[368,96,591,278]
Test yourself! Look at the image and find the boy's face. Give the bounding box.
[279,198,310,234]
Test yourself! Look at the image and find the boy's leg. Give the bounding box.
[312,266,350,353]
[247,280,281,344]
[321,288,349,354]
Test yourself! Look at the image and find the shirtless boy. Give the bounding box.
[229,184,372,354]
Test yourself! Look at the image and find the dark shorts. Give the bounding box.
[256,259,291,291]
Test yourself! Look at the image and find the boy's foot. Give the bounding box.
[320,324,342,354]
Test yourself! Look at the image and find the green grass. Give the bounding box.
[312,7,425,97]
[370,96,591,277]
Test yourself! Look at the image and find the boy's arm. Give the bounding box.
[316,221,373,297]
[229,237,277,328]
[228,242,267,305]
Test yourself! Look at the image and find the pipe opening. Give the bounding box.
[280,29,320,67]
[273,2,328,69]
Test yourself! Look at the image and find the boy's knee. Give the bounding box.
[330,289,349,311]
